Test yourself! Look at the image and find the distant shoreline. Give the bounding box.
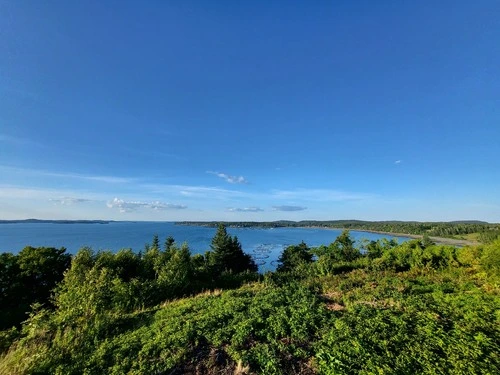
[261,225,480,247]
[319,227,480,247]
[178,222,481,247]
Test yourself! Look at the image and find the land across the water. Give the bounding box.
[177,220,498,246]
[337,229,479,247]
[1,219,495,247]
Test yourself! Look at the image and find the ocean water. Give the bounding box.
[0,222,409,271]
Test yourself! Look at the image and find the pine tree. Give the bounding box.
[209,223,257,273]
[152,234,160,250]
[164,236,175,251]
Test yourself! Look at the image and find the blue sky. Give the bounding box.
[1,1,499,222]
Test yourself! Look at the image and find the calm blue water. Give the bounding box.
[0,222,408,271]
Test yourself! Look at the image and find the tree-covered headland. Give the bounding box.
[0,224,499,374]
[178,220,500,244]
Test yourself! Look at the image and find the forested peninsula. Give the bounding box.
[1,224,499,374]
[178,220,500,245]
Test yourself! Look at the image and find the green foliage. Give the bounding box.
[1,283,326,374]
[151,234,160,250]
[372,240,462,272]
[314,270,500,375]
[1,232,499,374]
[478,229,500,244]
[481,239,500,274]
[207,223,257,274]
[164,235,175,251]
[330,230,360,262]
[317,230,361,264]
[316,293,499,374]
[277,241,313,273]
[0,247,70,330]
[364,238,398,259]
[311,231,364,277]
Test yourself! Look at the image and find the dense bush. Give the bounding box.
[0,246,70,330]
[1,228,499,374]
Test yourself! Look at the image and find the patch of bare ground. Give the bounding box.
[170,342,316,375]
[168,346,241,375]
[321,291,346,311]
[325,302,345,311]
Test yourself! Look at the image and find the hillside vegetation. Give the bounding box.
[0,224,499,374]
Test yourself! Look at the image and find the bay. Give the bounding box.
[0,222,409,271]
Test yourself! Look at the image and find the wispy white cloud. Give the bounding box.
[272,205,307,211]
[49,197,96,205]
[227,207,264,212]
[207,171,248,184]
[142,183,250,200]
[106,198,187,213]
[395,160,402,164]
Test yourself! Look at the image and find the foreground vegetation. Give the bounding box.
[0,224,499,374]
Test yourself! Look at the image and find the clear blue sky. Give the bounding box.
[1,1,499,222]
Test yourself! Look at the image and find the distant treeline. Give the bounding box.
[177,220,500,242]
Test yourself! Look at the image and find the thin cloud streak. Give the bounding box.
[49,197,96,205]
[227,207,264,212]
[272,205,307,212]
[107,198,187,213]
[207,171,249,184]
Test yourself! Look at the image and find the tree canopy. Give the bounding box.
[208,223,257,274]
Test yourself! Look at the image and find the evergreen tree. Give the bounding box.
[152,234,160,250]
[164,235,175,251]
[209,224,257,273]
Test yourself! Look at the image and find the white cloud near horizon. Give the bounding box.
[207,171,248,184]
[272,205,307,212]
[49,197,96,205]
[107,198,187,213]
[227,207,264,212]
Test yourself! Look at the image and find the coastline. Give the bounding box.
[314,227,480,247]
[177,222,482,247]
